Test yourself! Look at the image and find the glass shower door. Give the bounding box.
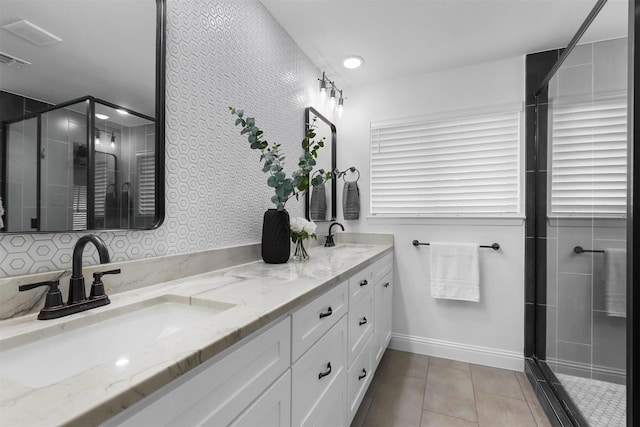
[543,4,628,424]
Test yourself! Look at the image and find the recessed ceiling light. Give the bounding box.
[116,109,129,115]
[343,56,364,70]
[95,113,109,120]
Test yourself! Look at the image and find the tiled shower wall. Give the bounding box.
[543,37,628,384]
[0,0,318,277]
[525,37,628,392]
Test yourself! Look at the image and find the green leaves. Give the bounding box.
[229,106,334,210]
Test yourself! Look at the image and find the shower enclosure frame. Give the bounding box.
[525,0,640,425]
[1,95,154,231]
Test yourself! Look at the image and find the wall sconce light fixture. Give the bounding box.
[110,131,116,149]
[318,71,346,115]
[95,129,101,145]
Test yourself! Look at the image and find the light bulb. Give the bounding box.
[337,98,344,117]
[95,130,100,145]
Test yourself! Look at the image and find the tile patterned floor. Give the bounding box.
[557,373,625,427]
[352,349,552,427]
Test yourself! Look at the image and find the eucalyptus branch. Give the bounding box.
[229,107,333,211]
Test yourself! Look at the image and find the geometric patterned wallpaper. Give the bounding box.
[0,0,319,277]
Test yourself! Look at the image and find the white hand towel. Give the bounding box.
[605,248,626,317]
[430,242,480,302]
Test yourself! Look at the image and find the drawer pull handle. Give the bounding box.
[358,369,367,380]
[384,282,390,288]
[318,362,332,379]
[319,307,333,319]
[359,317,368,326]
[360,279,368,287]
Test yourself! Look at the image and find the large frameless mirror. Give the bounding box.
[0,0,165,232]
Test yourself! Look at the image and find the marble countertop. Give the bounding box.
[0,243,392,427]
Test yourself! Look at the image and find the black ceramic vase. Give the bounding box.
[261,209,291,264]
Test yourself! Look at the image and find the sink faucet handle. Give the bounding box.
[18,280,64,311]
[92,269,121,280]
[89,269,120,300]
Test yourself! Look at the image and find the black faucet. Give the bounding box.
[19,234,120,320]
[325,222,345,247]
[69,234,111,304]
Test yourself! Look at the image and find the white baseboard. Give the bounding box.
[546,357,626,383]
[389,333,524,371]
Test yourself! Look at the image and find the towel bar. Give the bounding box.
[412,240,500,251]
[573,246,604,254]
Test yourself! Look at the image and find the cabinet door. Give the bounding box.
[301,372,348,427]
[347,334,373,424]
[374,271,393,366]
[229,370,291,427]
[292,316,347,427]
[347,291,374,367]
[111,317,290,427]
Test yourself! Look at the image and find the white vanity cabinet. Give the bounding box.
[105,251,393,427]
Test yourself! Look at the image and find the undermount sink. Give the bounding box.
[0,295,235,389]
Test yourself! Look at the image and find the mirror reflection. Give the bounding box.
[305,107,336,222]
[0,0,162,233]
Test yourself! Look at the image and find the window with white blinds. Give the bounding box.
[72,185,87,230]
[136,151,155,215]
[94,157,108,218]
[550,97,627,216]
[370,109,521,216]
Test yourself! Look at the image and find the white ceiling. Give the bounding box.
[0,0,156,118]
[260,0,629,89]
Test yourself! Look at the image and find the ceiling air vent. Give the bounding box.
[0,51,31,68]
[2,20,62,46]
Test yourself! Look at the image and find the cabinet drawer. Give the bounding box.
[112,317,291,427]
[292,315,347,427]
[348,290,374,367]
[372,253,393,285]
[291,280,348,362]
[348,265,374,305]
[347,334,373,424]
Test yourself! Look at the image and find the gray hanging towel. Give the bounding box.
[343,181,360,220]
[310,183,327,221]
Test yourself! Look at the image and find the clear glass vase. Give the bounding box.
[293,239,310,261]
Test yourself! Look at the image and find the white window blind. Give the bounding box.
[94,157,108,218]
[136,151,155,215]
[550,97,627,216]
[72,185,87,230]
[370,109,521,216]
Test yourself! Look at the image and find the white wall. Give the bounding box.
[338,56,526,369]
